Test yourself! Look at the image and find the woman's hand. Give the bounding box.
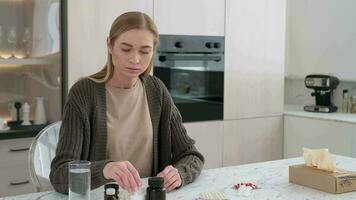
[157,165,182,192]
[103,161,142,193]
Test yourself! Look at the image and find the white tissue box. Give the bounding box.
[289,164,356,194]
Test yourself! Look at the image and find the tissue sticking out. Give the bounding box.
[303,147,336,172]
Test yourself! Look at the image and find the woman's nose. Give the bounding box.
[129,53,140,64]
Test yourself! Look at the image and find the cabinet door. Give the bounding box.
[284,116,354,158]
[184,121,224,169]
[154,0,225,36]
[286,0,356,81]
[67,0,153,88]
[223,116,283,166]
[0,138,35,197]
[224,0,286,120]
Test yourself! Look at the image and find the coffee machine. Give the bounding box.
[304,74,340,113]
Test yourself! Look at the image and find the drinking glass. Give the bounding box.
[69,160,91,200]
[22,27,31,57]
[7,27,17,58]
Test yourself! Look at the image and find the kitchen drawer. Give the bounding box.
[0,138,35,197]
[0,163,35,197]
[0,138,33,167]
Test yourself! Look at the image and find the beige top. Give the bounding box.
[106,80,153,177]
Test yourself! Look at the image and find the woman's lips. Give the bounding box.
[126,67,140,71]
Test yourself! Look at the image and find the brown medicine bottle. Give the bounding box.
[146,177,166,200]
[104,183,119,200]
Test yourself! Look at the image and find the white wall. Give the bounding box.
[286,0,356,81]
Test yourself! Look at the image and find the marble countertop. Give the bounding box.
[284,104,356,124]
[2,155,356,200]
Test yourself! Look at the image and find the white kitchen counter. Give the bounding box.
[1,155,356,200]
[284,104,356,124]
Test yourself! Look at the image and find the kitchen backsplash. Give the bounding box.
[285,77,356,112]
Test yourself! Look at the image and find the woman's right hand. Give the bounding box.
[103,161,142,193]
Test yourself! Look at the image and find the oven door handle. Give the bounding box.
[162,55,222,62]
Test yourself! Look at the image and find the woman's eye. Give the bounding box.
[121,48,130,52]
[140,51,150,54]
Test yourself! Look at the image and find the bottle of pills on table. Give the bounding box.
[104,183,119,200]
[146,177,166,200]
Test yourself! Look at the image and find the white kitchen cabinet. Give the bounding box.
[286,0,356,81]
[184,121,224,169]
[224,0,286,120]
[0,138,35,197]
[67,0,153,89]
[154,0,225,36]
[284,115,355,158]
[223,116,283,166]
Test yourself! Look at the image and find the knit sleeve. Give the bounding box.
[49,81,111,194]
[169,105,205,187]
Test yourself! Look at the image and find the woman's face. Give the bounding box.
[108,29,154,80]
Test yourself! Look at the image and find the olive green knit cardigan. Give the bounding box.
[50,75,204,193]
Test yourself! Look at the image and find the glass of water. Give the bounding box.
[69,160,91,200]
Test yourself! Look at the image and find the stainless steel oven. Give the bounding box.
[153,35,224,122]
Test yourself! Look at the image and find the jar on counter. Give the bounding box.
[104,183,119,200]
[351,96,356,113]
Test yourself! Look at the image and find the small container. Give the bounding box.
[34,97,47,125]
[146,177,166,200]
[351,96,356,114]
[342,89,349,113]
[104,183,119,200]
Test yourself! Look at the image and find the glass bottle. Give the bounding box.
[342,89,349,113]
[351,96,356,114]
[146,177,166,200]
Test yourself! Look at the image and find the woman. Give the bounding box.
[50,11,204,194]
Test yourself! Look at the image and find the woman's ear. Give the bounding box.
[107,37,113,54]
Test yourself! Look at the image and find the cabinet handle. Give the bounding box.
[9,147,30,152]
[10,180,30,186]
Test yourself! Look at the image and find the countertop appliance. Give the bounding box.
[154,35,224,122]
[304,74,340,113]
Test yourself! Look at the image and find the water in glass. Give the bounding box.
[69,161,91,200]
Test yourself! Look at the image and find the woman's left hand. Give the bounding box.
[157,165,182,192]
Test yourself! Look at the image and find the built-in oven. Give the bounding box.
[153,35,224,122]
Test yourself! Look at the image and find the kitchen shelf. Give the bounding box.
[0,124,48,140]
[284,104,356,124]
[0,57,58,66]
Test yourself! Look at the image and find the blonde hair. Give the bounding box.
[88,11,158,83]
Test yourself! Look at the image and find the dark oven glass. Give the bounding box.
[153,35,224,122]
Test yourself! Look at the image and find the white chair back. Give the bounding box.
[28,121,61,192]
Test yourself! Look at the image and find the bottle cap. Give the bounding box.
[105,183,119,190]
[148,177,164,188]
[106,188,116,195]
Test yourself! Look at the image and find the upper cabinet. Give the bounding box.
[67,0,153,88]
[224,0,286,119]
[0,0,63,124]
[154,0,225,36]
[286,0,356,81]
